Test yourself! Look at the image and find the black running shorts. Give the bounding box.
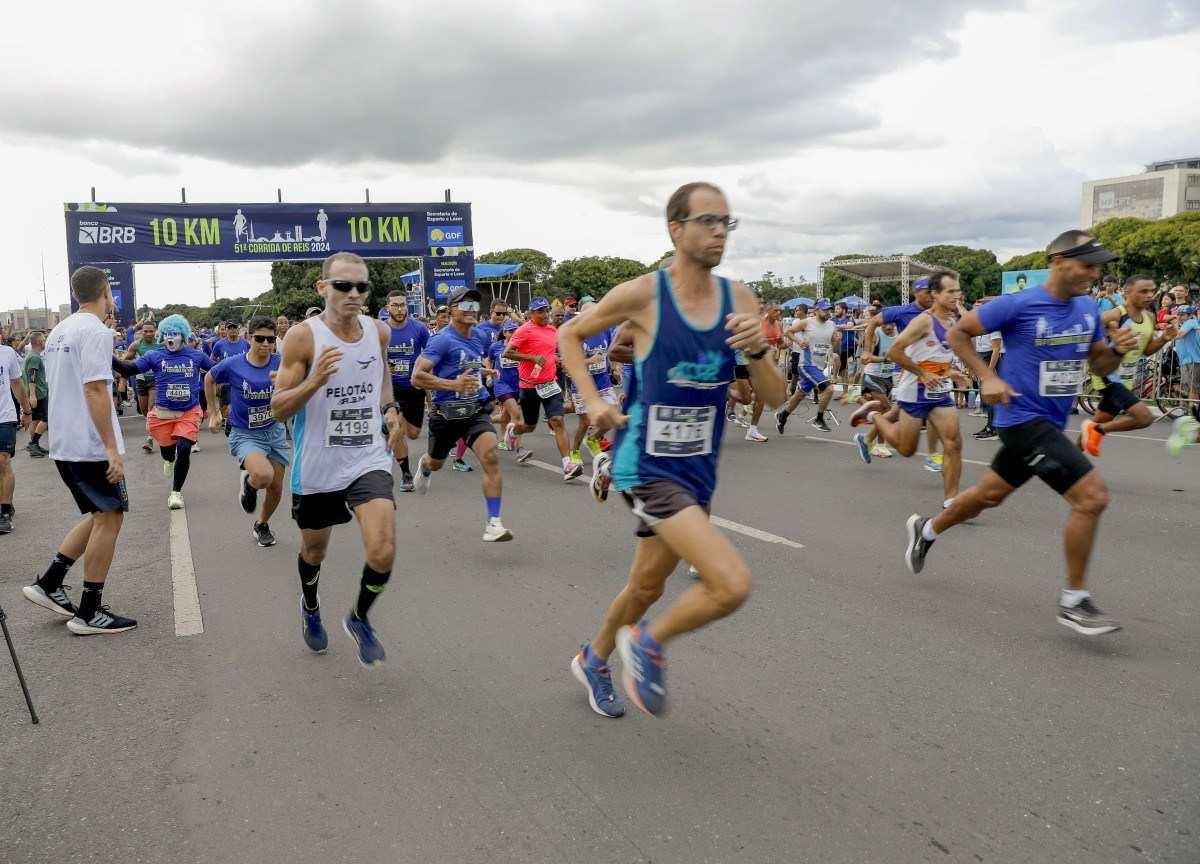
[0,422,15,456]
[427,401,495,461]
[1096,379,1141,416]
[990,419,1093,495]
[519,387,565,426]
[55,459,129,514]
[862,374,893,397]
[394,384,427,429]
[734,364,750,381]
[290,470,394,531]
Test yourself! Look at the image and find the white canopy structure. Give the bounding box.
[818,255,952,305]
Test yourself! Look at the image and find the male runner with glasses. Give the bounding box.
[271,253,404,667]
[204,315,288,547]
[384,289,430,491]
[902,231,1138,636]
[411,286,511,541]
[560,182,785,717]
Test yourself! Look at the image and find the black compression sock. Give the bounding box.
[398,456,411,475]
[30,432,41,446]
[816,411,825,421]
[353,564,391,621]
[298,556,321,611]
[77,581,104,619]
[172,439,193,492]
[38,552,76,592]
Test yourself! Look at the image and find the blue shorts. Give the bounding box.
[897,398,953,420]
[229,423,292,467]
[797,365,829,393]
[0,421,16,456]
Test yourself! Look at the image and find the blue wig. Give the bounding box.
[158,314,192,341]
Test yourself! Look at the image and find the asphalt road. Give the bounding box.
[2,407,1197,864]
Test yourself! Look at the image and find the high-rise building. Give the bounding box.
[1082,157,1200,227]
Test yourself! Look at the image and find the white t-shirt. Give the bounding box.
[0,346,23,424]
[973,331,1003,354]
[45,312,125,462]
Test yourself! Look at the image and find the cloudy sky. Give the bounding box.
[1,0,1197,314]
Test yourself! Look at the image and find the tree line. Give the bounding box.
[147,212,1199,324]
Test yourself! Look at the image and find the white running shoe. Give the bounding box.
[191,439,201,453]
[745,427,768,443]
[414,466,432,495]
[871,443,893,458]
[482,517,513,542]
[167,491,185,510]
[516,448,534,463]
[163,459,175,478]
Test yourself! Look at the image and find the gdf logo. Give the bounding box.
[427,224,464,244]
[78,222,136,244]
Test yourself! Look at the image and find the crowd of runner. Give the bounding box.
[4,182,1199,717]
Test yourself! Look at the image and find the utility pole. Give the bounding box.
[210,263,219,303]
[40,253,50,324]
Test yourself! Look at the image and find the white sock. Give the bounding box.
[942,498,954,510]
[921,520,938,542]
[1061,588,1090,608]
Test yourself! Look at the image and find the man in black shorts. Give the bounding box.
[23,331,50,458]
[504,297,576,480]
[23,266,136,634]
[903,230,1137,636]
[384,289,430,491]
[411,286,511,541]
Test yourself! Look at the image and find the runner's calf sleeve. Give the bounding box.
[172,438,193,492]
[353,564,391,621]
[298,556,321,610]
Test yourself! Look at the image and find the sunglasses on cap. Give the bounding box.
[454,300,481,313]
[325,279,372,294]
[252,334,277,344]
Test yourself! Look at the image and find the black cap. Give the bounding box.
[1050,237,1119,265]
[448,286,482,306]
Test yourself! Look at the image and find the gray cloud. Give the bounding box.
[0,0,1015,168]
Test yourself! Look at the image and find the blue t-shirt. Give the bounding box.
[134,346,214,411]
[419,327,488,404]
[977,286,1104,430]
[385,318,430,389]
[832,315,857,352]
[881,302,924,330]
[209,353,281,430]
[472,321,501,351]
[211,337,250,363]
[1175,318,1199,365]
[572,329,615,392]
[489,339,520,394]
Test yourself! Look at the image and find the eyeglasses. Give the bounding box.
[252,334,277,344]
[676,214,739,232]
[325,279,372,294]
[455,300,481,313]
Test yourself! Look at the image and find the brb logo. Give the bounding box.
[427,224,465,245]
[78,221,136,244]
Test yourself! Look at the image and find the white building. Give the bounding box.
[1082,157,1200,227]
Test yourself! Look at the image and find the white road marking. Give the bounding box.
[169,509,204,637]
[1064,427,1169,443]
[799,435,994,467]
[522,459,804,549]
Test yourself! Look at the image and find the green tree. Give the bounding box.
[916,244,1001,301]
[1000,250,1049,272]
[477,248,554,287]
[549,256,648,300]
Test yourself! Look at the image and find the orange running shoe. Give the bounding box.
[1080,419,1104,457]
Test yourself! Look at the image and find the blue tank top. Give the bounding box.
[611,271,735,506]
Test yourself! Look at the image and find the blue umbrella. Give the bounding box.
[839,295,869,308]
[780,297,816,310]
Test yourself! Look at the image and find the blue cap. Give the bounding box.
[912,277,931,292]
[528,297,550,312]
[1178,305,1195,314]
[501,320,519,332]
[814,299,832,310]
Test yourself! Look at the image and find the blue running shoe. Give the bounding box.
[570,643,625,718]
[854,432,872,464]
[343,612,386,668]
[616,623,666,716]
[301,600,328,653]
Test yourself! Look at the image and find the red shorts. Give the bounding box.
[146,405,203,446]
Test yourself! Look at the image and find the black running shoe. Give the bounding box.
[22,582,76,617]
[775,410,789,435]
[239,470,258,514]
[809,415,831,433]
[973,428,999,441]
[253,522,276,547]
[1058,598,1122,636]
[399,472,415,493]
[904,513,934,575]
[0,513,11,535]
[66,605,138,635]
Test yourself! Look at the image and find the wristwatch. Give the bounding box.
[381,401,401,417]
[745,347,769,361]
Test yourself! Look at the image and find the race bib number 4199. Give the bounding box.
[646,405,715,457]
[326,406,375,447]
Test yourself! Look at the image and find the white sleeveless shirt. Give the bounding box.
[290,315,393,495]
